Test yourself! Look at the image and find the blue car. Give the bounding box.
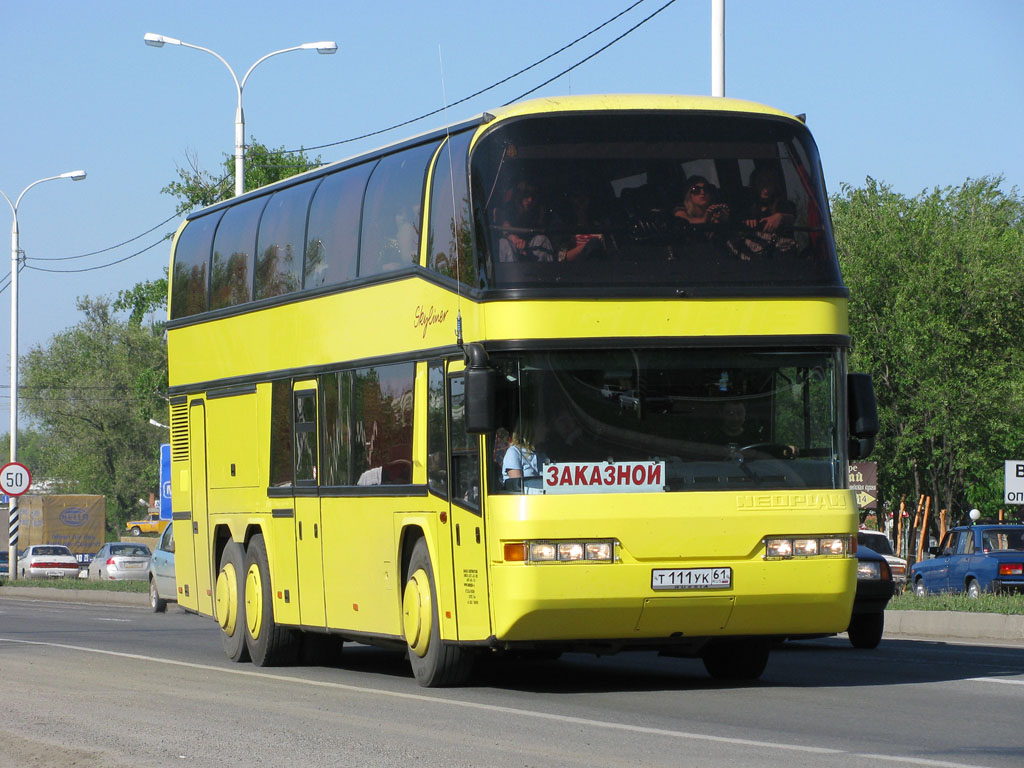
[910,524,1024,598]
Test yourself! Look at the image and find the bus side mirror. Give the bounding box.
[464,343,497,435]
[848,373,878,460]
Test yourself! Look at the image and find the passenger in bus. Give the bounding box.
[672,176,730,228]
[501,420,546,490]
[742,166,795,234]
[555,186,608,262]
[728,166,798,260]
[498,181,555,262]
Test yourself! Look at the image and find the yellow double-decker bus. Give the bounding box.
[166,94,877,686]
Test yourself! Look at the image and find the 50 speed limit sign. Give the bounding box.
[1,462,32,496]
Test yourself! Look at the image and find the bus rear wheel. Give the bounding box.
[244,533,299,667]
[403,538,473,687]
[701,638,770,681]
[214,541,249,662]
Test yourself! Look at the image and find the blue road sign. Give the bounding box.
[159,443,172,520]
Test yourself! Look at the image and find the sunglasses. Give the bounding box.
[689,184,710,194]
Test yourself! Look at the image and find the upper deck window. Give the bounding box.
[256,179,319,300]
[171,211,221,319]
[359,141,439,277]
[471,113,841,293]
[305,161,376,289]
[211,196,267,310]
[428,132,478,287]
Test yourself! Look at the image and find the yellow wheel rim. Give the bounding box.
[402,568,432,658]
[245,562,263,640]
[215,562,237,634]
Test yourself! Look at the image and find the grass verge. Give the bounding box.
[889,590,1024,615]
[0,576,148,593]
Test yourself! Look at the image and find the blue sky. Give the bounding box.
[2,0,1023,432]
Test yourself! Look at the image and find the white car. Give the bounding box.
[857,530,907,586]
[17,544,81,579]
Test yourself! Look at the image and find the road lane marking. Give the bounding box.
[0,636,1006,768]
[967,676,1024,686]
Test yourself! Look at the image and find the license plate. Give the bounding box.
[651,567,732,590]
[124,562,143,568]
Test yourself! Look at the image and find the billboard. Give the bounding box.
[159,443,172,520]
[849,461,878,509]
[17,495,105,556]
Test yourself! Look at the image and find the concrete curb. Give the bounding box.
[0,585,149,607]
[884,609,1024,642]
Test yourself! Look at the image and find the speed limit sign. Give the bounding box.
[0,462,32,496]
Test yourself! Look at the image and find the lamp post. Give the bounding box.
[143,33,338,197]
[2,170,87,581]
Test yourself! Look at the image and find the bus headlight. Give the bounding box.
[764,535,852,560]
[507,540,617,563]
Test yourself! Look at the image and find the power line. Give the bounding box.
[25,236,167,274]
[269,0,658,157]
[30,212,179,261]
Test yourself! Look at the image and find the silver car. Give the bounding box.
[88,543,152,581]
[148,522,176,612]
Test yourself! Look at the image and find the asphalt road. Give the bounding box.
[1,595,1022,768]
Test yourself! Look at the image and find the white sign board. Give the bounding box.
[1004,460,1024,504]
[0,462,32,497]
[543,461,666,494]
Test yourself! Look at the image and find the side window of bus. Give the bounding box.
[359,141,440,278]
[321,371,352,486]
[428,132,476,286]
[269,380,293,487]
[256,180,319,300]
[211,196,267,310]
[427,362,448,496]
[351,363,415,485]
[170,211,221,319]
[449,374,480,510]
[305,162,375,289]
[293,389,318,485]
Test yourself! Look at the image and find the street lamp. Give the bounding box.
[2,169,87,581]
[143,33,338,197]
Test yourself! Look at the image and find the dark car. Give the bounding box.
[848,545,896,648]
[910,524,1024,598]
[782,545,894,649]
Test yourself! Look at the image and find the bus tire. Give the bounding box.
[702,637,770,681]
[215,541,250,663]
[403,538,473,687]
[243,533,299,667]
[149,576,167,613]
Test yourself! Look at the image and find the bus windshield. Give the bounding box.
[489,348,843,494]
[472,112,841,293]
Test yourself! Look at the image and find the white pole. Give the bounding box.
[711,0,725,97]
[8,214,18,579]
[2,171,86,580]
[144,34,337,198]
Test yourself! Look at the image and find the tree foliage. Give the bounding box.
[161,139,322,215]
[17,297,169,535]
[833,176,1024,523]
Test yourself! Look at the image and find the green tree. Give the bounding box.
[832,176,1024,525]
[162,139,322,215]
[0,429,54,481]
[18,297,169,536]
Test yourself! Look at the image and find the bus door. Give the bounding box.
[293,381,326,628]
[184,400,213,615]
[430,361,491,639]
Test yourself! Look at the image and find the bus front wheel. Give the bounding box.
[702,638,770,681]
[403,538,473,687]
[243,533,299,667]
[215,541,249,663]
